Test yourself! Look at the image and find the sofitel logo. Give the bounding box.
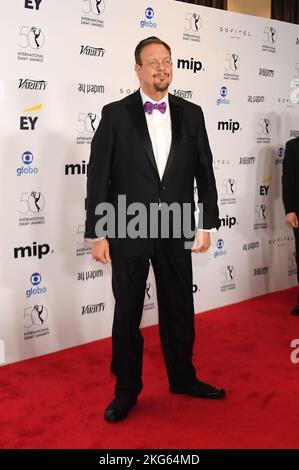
[80,45,105,57]
[219,26,252,39]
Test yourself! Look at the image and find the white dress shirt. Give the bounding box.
[140,89,171,180]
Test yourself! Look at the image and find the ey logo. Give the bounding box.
[20,104,43,130]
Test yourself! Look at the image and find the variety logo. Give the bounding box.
[177,57,203,74]
[19,78,47,91]
[218,119,240,133]
[80,45,105,57]
[82,303,105,315]
[254,267,269,276]
[26,272,47,298]
[14,242,52,259]
[183,12,201,42]
[259,68,274,77]
[239,156,256,165]
[24,0,43,10]
[78,82,104,94]
[20,104,42,131]
[173,89,193,100]
[17,151,39,176]
[140,7,157,29]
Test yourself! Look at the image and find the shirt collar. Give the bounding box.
[139,88,169,107]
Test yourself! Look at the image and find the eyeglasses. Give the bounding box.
[145,58,172,69]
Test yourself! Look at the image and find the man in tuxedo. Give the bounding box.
[85,37,225,422]
[282,136,299,315]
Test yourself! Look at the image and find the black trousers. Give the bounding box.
[110,238,197,399]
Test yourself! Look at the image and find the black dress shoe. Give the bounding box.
[104,396,137,423]
[291,304,299,315]
[170,380,226,399]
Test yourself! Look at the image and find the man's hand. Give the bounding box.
[286,212,299,229]
[192,230,211,253]
[92,239,111,263]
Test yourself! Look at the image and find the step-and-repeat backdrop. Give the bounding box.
[0,0,299,365]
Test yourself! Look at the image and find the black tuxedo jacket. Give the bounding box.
[85,90,220,255]
[282,137,299,216]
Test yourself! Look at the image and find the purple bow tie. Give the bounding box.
[144,101,167,115]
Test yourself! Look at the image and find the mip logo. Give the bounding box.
[263,27,277,44]
[140,7,157,28]
[225,53,240,71]
[17,151,38,176]
[82,0,105,16]
[19,26,45,50]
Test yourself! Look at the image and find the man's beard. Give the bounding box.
[154,80,170,92]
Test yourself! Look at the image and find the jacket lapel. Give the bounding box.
[162,94,184,181]
[126,91,160,178]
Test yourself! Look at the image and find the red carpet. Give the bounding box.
[1,287,299,449]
